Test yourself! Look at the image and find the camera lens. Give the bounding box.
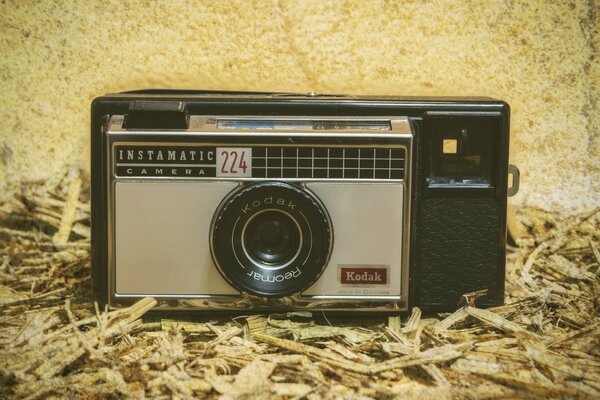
[210,182,333,298]
[244,210,300,265]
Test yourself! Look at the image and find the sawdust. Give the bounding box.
[0,178,598,399]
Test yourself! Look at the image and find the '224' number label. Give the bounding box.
[216,148,252,177]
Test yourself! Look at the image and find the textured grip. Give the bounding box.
[416,198,503,309]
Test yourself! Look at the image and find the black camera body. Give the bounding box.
[91,90,519,313]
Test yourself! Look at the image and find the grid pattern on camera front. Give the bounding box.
[251,147,405,179]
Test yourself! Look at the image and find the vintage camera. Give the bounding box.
[91,90,519,313]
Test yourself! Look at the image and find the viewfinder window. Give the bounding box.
[442,139,458,154]
[426,116,497,187]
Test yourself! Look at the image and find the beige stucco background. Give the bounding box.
[0,0,598,214]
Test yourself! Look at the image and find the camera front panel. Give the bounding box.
[104,115,413,311]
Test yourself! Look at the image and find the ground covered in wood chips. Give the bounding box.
[0,179,599,399]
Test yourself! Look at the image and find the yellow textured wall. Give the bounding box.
[1,0,598,213]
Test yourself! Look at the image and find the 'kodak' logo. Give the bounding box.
[340,267,388,285]
[241,196,296,214]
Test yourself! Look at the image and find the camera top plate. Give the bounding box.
[106,115,412,182]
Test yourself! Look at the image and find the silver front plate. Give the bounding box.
[107,115,412,311]
[115,181,239,295]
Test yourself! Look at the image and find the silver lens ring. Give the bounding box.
[240,208,304,271]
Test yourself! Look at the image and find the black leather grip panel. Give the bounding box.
[416,198,503,309]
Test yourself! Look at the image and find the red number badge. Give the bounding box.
[216,148,252,177]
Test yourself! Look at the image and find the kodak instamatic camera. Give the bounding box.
[91,90,520,313]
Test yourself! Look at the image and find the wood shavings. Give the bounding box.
[0,179,598,398]
[52,174,82,246]
[458,289,488,308]
[161,319,213,333]
[267,316,378,343]
[465,306,541,338]
[591,241,600,266]
[387,315,401,334]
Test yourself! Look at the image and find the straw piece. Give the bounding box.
[52,176,82,246]
[465,306,540,339]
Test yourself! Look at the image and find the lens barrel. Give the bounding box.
[243,210,301,265]
[210,182,333,298]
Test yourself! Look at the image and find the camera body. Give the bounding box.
[91,90,518,313]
